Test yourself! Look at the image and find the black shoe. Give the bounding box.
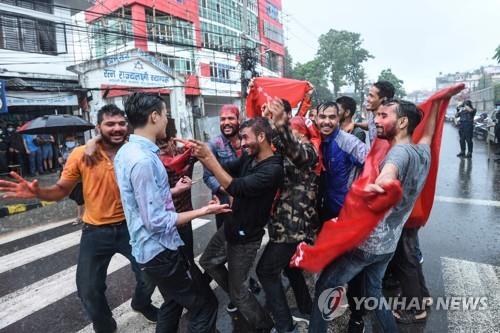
[249,277,261,294]
[132,304,158,323]
[457,152,465,157]
[465,152,472,158]
[226,302,238,313]
[347,318,365,333]
[93,317,117,333]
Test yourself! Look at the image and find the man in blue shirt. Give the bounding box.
[23,134,43,176]
[315,101,369,333]
[316,101,368,220]
[114,93,230,333]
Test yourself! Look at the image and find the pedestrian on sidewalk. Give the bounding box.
[0,105,158,333]
[22,133,43,176]
[114,93,230,333]
[256,99,319,333]
[191,117,284,332]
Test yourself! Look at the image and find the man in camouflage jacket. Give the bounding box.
[256,98,318,333]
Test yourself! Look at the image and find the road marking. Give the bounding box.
[0,230,81,274]
[0,218,211,329]
[0,218,74,245]
[441,257,500,333]
[435,196,500,208]
[77,232,270,333]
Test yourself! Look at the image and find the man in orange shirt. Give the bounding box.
[0,105,159,333]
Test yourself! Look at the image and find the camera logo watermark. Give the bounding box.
[317,286,348,320]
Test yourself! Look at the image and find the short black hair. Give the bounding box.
[373,81,395,100]
[240,117,273,144]
[281,99,292,115]
[336,96,357,118]
[385,99,422,136]
[317,101,339,115]
[97,104,125,124]
[124,93,166,129]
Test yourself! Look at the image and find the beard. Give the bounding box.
[376,124,397,140]
[101,132,126,147]
[220,124,238,138]
[242,142,259,157]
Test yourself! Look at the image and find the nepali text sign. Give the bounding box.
[6,94,78,107]
[101,59,172,88]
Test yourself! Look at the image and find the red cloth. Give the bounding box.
[160,140,194,175]
[290,83,465,273]
[296,94,312,117]
[246,77,310,118]
[406,83,465,228]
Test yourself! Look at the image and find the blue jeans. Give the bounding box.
[28,149,43,175]
[310,248,398,333]
[76,222,155,333]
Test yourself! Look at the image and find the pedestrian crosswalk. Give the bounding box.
[0,217,268,333]
[1,216,499,332]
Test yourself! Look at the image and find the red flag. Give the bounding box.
[245,77,310,118]
[406,83,465,227]
[290,83,465,273]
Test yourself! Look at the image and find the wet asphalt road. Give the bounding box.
[0,122,498,333]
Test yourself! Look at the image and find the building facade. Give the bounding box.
[0,0,91,127]
[72,0,285,140]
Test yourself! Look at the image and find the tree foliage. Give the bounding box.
[494,45,500,64]
[316,29,373,97]
[292,59,333,104]
[378,68,406,98]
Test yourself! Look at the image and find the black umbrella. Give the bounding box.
[17,115,95,135]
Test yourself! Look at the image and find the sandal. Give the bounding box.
[393,309,427,324]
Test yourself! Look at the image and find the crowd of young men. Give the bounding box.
[0,80,459,333]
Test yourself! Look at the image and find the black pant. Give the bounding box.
[200,226,274,330]
[177,222,194,262]
[459,122,473,154]
[140,249,218,333]
[390,227,429,310]
[76,222,155,333]
[256,242,312,332]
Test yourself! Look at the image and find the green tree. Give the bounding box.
[283,47,295,79]
[494,45,500,64]
[317,29,373,97]
[293,59,333,103]
[378,68,406,98]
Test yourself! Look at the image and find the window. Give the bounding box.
[164,57,195,75]
[0,0,53,14]
[0,14,64,54]
[209,62,236,83]
[263,21,284,44]
[264,51,282,73]
[91,8,133,58]
[146,9,195,46]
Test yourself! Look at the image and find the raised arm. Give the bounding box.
[418,101,441,146]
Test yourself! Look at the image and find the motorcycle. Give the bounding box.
[473,113,489,141]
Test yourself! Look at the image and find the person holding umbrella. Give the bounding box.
[0,105,158,333]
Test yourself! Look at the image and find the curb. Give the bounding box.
[0,201,56,218]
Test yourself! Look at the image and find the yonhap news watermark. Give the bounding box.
[318,287,489,321]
